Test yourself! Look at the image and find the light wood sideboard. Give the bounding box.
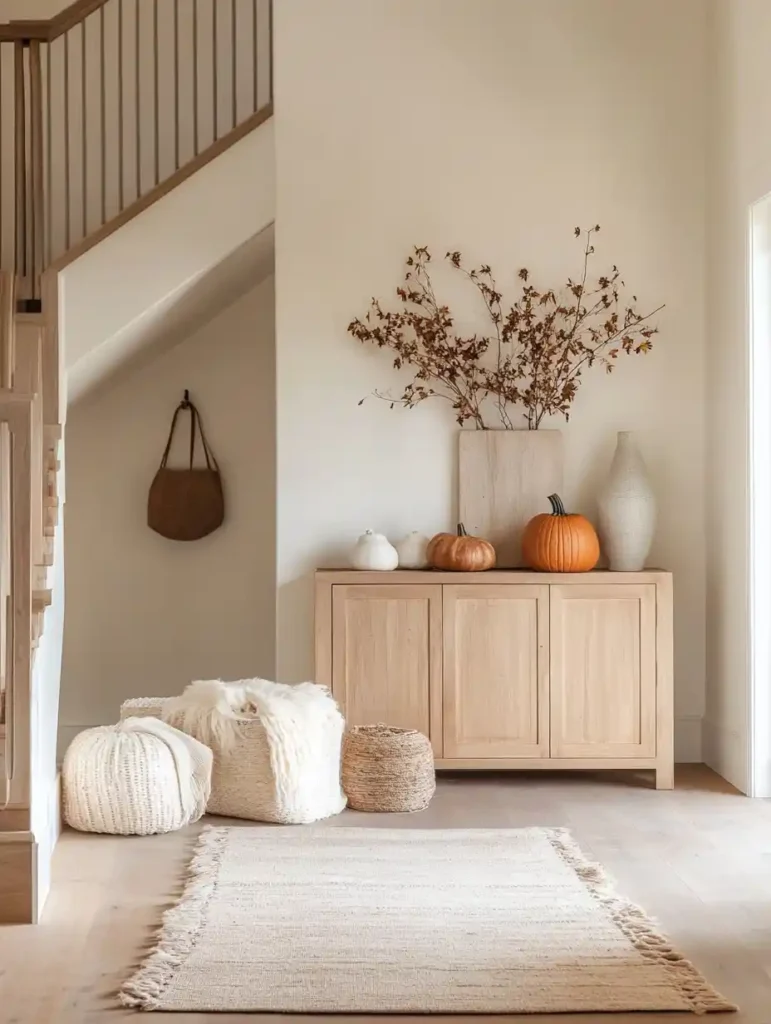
[315,570,674,789]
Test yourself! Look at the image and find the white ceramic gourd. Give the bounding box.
[394,531,431,569]
[597,431,656,572]
[351,530,399,571]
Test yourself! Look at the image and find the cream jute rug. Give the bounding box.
[121,826,735,1014]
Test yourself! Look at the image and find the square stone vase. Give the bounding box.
[458,429,564,568]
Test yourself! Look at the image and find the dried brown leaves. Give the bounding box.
[348,227,663,429]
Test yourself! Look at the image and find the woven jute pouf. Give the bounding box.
[121,689,346,824]
[342,724,435,812]
[120,697,169,720]
[165,715,344,824]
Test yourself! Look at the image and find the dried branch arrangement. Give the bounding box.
[348,226,663,429]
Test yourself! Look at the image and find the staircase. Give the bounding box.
[0,0,273,922]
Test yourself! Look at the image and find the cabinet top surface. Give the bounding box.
[316,569,672,584]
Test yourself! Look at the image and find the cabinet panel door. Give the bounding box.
[443,585,549,758]
[332,585,442,755]
[550,584,656,758]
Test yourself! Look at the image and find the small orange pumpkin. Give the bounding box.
[428,523,496,572]
[522,494,600,572]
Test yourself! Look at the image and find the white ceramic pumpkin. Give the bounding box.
[395,531,431,569]
[351,530,398,571]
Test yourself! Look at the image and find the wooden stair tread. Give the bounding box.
[32,589,52,611]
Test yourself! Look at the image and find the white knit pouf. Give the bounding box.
[163,678,347,824]
[63,717,213,835]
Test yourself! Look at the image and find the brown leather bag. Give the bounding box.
[148,392,224,541]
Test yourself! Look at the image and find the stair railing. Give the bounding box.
[1,0,274,824]
[0,0,273,309]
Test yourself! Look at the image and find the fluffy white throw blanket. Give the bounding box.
[162,678,346,823]
[121,717,212,824]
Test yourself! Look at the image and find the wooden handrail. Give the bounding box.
[49,0,110,40]
[0,22,50,43]
[0,1,109,42]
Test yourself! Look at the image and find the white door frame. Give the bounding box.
[748,195,771,797]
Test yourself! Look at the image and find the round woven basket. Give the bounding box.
[342,724,435,813]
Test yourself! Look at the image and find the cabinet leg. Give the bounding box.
[655,764,674,790]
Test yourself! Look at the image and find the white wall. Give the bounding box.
[60,275,275,747]
[705,0,771,792]
[274,0,709,759]
[30,452,64,914]
[60,115,274,399]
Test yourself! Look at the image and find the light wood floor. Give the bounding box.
[0,766,769,1023]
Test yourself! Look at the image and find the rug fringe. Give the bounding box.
[119,826,229,1011]
[544,827,737,1015]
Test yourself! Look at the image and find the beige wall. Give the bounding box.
[60,275,275,746]
[274,0,709,759]
[705,0,771,792]
[0,1,68,16]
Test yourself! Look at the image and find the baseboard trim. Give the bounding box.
[675,715,703,763]
[61,718,705,763]
[0,829,34,842]
[54,771,62,842]
[0,807,30,831]
[0,832,37,924]
[34,770,63,919]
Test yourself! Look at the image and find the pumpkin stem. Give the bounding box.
[457,523,468,537]
[548,493,567,516]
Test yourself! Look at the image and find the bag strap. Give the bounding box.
[159,390,219,472]
[190,402,219,472]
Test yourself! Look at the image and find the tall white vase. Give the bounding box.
[598,431,656,571]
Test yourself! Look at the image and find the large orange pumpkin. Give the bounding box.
[427,523,496,572]
[522,494,599,572]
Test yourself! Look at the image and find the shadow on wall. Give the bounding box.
[59,275,276,753]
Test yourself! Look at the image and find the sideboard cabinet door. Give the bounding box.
[331,585,442,754]
[442,585,549,758]
[550,584,656,758]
